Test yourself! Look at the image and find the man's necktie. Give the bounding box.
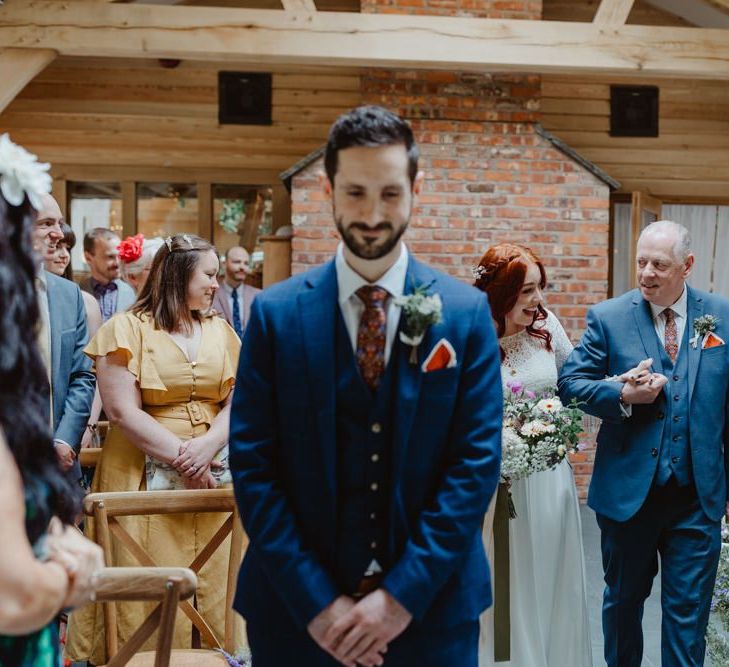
[356,286,388,391]
[663,308,678,363]
[231,287,244,339]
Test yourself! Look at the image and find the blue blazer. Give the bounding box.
[229,257,502,631]
[46,272,95,476]
[558,286,729,522]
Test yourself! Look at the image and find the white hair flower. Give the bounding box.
[0,134,52,211]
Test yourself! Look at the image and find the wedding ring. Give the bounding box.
[191,465,197,473]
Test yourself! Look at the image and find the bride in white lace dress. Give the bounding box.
[474,243,592,667]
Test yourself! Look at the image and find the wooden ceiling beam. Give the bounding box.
[593,0,636,25]
[1,1,729,80]
[0,48,56,114]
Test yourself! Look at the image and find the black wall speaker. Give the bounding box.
[218,71,272,126]
[610,85,659,137]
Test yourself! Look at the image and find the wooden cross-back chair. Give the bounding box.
[83,488,246,666]
[78,420,109,468]
[92,566,197,667]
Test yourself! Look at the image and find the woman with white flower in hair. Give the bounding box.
[473,243,591,667]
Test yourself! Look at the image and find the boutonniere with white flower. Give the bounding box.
[394,280,443,364]
[690,314,719,349]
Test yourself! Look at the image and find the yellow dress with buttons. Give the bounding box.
[65,311,245,664]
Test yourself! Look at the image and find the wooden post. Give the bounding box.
[197,181,213,241]
[121,182,136,238]
[260,235,292,287]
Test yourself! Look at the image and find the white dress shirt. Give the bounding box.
[649,285,688,357]
[335,242,408,366]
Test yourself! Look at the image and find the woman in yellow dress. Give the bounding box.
[66,233,244,663]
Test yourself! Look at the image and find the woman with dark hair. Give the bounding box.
[474,243,591,667]
[0,135,103,665]
[66,233,244,663]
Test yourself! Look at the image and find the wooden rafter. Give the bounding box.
[0,48,56,114]
[593,0,636,25]
[1,2,729,80]
[706,0,729,15]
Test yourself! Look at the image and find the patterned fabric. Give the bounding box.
[663,308,678,363]
[355,286,388,391]
[91,278,119,322]
[231,287,244,339]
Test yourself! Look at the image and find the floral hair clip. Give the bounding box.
[118,233,145,263]
[164,236,173,252]
[0,133,52,211]
[182,234,193,248]
[472,265,487,280]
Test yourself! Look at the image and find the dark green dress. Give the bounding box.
[0,482,61,667]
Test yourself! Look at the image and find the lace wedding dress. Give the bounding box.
[479,310,592,667]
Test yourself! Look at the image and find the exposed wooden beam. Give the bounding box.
[593,0,636,25]
[2,2,729,80]
[0,47,56,114]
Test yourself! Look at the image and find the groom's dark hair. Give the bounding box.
[324,105,419,186]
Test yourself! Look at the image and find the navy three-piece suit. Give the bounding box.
[559,285,729,666]
[229,257,503,665]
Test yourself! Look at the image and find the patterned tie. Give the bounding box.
[356,286,389,391]
[231,287,244,339]
[663,308,678,363]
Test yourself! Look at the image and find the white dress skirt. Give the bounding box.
[479,310,592,667]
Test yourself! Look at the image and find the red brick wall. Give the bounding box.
[288,0,607,499]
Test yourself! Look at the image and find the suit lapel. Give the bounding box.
[45,273,62,390]
[632,294,665,377]
[687,287,703,405]
[298,261,338,503]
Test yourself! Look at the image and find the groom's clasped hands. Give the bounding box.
[307,589,413,667]
[617,357,668,404]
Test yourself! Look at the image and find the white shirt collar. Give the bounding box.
[335,242,408,306]
[220,280,241,297]
[649,285,688,322]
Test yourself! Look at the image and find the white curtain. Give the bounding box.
[69,199,113,272]
[612,202,632,297]
[713,206,729,297]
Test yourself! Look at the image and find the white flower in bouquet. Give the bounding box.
[500,426,529,479]
[534,397,563,415]
[520,419,556,438]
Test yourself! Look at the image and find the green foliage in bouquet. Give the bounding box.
[708,525,729,664]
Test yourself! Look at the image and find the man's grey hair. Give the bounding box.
[638,220,692,262]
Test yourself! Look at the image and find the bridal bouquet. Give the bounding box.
[500,381,583,515]
[707,522,729,663]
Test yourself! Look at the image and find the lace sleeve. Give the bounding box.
[546,309,573,372]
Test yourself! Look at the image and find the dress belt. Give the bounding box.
[145,400,219,427]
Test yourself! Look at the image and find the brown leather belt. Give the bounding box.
[352,573,383,600]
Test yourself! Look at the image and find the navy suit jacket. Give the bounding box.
[229,256,502,631]
[46,272,96,478]
[558,286,729,522]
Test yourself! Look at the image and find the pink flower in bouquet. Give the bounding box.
[525,390,536,399]
[507,380,524,394]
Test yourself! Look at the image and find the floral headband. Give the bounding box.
[0,133,52,211]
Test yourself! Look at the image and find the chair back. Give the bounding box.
[93,566,197,667]
[83,489,245,661]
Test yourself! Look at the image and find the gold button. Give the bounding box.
[371,454,379,463]
[371,423,381,434]
[370,482,378,491]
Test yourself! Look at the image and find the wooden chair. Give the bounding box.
[83,488,246,666]
[78,420,109,468]
[92,566,197,667]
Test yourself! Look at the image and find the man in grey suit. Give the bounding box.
[211,245,260,339]
[80,227,135,321]
[33,194,95,481]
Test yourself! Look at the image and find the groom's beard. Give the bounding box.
[336,216,409,260]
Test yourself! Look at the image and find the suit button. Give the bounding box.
[673,416,680,422]
[672,436,679,442]
[370,541,377,550]
[371,423,382,434]
[371,454,380,463]
[651,448,658,457]
[672,456,679,464]
[656,412,665,420]
[370,512,376,520]
[673,375,679,381]
[674,395,680,401]
[370,483,378,492]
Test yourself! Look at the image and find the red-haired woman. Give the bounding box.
[474,243,591,667]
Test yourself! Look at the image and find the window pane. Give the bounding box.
[137,183,198,240]
[611,202,631,297]
[68,182,122,275]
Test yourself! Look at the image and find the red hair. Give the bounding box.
[473,243,551,358]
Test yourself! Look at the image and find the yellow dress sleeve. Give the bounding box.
[85,312,143,378]
[213,316,241,397]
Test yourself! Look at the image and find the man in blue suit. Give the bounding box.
[229,106,502,667]
[559,220,729,666]
[33,194,95,482]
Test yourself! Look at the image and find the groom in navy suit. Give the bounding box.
[559,220,729,666]
[229,106,502,666]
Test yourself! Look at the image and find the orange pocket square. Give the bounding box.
[703,332,725,349]
[421,338,457,373]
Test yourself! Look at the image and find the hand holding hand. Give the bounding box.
[182,468,218,490]
[172,438,222,480]
[307,596,359,664]
[620,372,668,405]
[46,518,104,609]
[323,589,412,667]
[54,442,76,472]
[617,358,654,386]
